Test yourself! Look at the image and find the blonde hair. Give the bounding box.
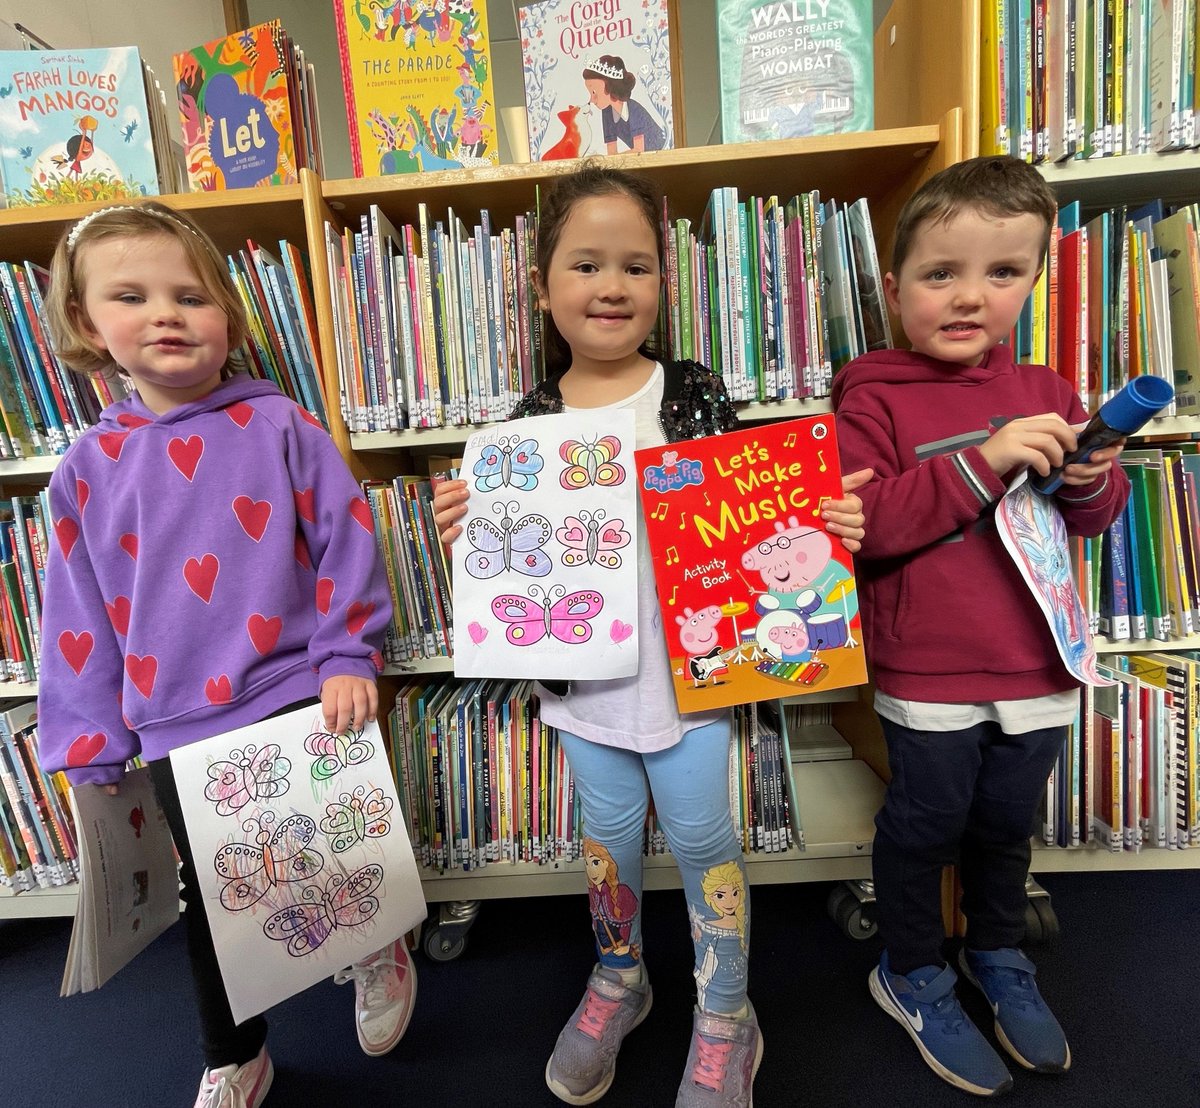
[701,860,747,947]
[44,201,249,379]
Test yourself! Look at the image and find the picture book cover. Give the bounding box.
[333,0,498,176]
[173,20,300,190]
[0,47,162,206]
[635,415,866,713]
[518,0,677,160]
[715,0,874,144]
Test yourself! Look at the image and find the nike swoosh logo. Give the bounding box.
[885,976,924,1032]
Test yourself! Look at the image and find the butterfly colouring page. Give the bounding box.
[454,411,640,680]
[171,706,427,1024]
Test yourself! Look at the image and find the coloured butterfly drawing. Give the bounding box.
[213,812,325,911]
[319,785,394,853]
[204,744,291,816]
[262,864,383,956]
[473,435,544,492]
[492,583,604,647]
[465,500,552,579]
[304,724,374,780]
[560,435,625,490]
[556,509,631,570]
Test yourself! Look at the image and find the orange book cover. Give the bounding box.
[635,415,866,713]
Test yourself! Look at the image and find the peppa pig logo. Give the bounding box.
[643,450,705,493]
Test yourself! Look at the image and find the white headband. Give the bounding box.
[66,205,201,254]
[585,57,626,81]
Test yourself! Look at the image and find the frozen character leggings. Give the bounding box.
[559,717,750,1015]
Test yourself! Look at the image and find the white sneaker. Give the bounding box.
[334,936,418,1056]
[193,1045,273,1108]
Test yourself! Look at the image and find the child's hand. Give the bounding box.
[433,478,470,545]
[977,414,1077,477]
[823,467,873,553]
[103,784,120,797]
[1058,438,1126,488]
[320,675,379,736]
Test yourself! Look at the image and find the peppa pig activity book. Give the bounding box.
[635,415,866,712]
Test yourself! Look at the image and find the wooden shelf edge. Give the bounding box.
[1095,634,1200,654]
[1031,844,1200,872]
[0,882,78,918]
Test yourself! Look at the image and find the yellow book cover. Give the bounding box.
[980,0,1009,155]
[333,0,498,176]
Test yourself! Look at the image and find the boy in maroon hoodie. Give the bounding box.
[832,157,1130,1097]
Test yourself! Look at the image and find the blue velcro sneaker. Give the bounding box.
[870,952,1013,1097]
[959,947,1071,1074]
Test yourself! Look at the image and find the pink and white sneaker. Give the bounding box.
[193,1045,273,1108]
[334,936,418,1056]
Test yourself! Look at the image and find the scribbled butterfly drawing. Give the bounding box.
[492,583,604,646]
[465,500,552,579]
[204,743,291,816]
[473,435,544,492]
[213,812,324,911]
[319,785,394,853]
[556,509,630,569]
[262,864,383,956]
[560,435,625,489]
[304,723,374,780]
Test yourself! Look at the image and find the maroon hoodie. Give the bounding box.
[832,345,1130,703]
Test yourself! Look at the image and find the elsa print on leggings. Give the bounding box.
[690,861,749,1009]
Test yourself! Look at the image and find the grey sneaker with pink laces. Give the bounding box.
[675,1003,763,1108]
[545,964,653,1105]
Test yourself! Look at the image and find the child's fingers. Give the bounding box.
[840,467,874,494]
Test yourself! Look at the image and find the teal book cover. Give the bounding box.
[0,47,161,206]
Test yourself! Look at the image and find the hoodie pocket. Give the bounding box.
[888,563,911,640]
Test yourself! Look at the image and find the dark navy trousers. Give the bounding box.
[871,715,1066,976]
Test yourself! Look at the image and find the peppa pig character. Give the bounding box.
[676,604,728,688]
[767,619,811,663]
[741,515,857,622]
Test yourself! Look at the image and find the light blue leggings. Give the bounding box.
[559,718,750,1015]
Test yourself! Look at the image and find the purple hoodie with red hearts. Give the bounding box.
[38,375,393,785]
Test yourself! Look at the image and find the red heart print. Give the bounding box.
[58,630,94,676]
[167,435,204,481]
[349,498,374,534]
[370,649,384,671]
[247,614,283,655]
[105,596,131,636]
[346,600,375,636]
[98,431,129,461]
[76,478,90,514]
[125,654,158,699]
[316,577,335,616]
[117,413,151,429]
[294,534,312,569]
[562,525,584,543]
[183,554,219,603]
[55,517,79,560]
[299,409,324,430]
[119,533,139,560]
[233,496,272,542]
[226,402,254,428]
[204,675,233,704]
[66,732,107,767]
[602,527,624,544]
[294,487,316,524]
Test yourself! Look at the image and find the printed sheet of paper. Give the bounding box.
[171,706,426,1024]
[452,411,639,680]
[997,472,1113,686]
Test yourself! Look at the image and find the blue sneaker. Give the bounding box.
[959,947,1070,1073]
[870,952,1013,1097]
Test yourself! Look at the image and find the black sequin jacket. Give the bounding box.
[508,359,739,443]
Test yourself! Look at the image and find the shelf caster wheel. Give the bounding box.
[423,925,468,962]
[827,883,878,941]
[1023,895,1059,948]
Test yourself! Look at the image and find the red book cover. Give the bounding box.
[635,415,866,713]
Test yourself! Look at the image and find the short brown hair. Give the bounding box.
[890,156,1059,275]
[45,201,249,379]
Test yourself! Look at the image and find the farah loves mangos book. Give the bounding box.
[635,415,866,713]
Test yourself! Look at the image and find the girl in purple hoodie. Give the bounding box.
[39,202,410,1107]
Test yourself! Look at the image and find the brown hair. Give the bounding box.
[890,155,1059,276]
[534,160,664,374]
[581,55,635,102]
[44,201,249,379]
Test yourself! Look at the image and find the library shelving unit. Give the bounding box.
[0,0,980,925]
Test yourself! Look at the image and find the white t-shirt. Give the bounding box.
[536,364,727,752]
[873,688,1080,734]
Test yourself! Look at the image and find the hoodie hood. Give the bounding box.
[831,344,1017,408]
[96,373,284,430]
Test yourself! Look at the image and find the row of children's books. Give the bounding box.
[0,238,326,459]
[0,495,51,687]
[0,700,78,893]
[1018,199,1199,414]
[729,701,803,855]
[1045,656,1200,850]
[980,0,1200,161]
